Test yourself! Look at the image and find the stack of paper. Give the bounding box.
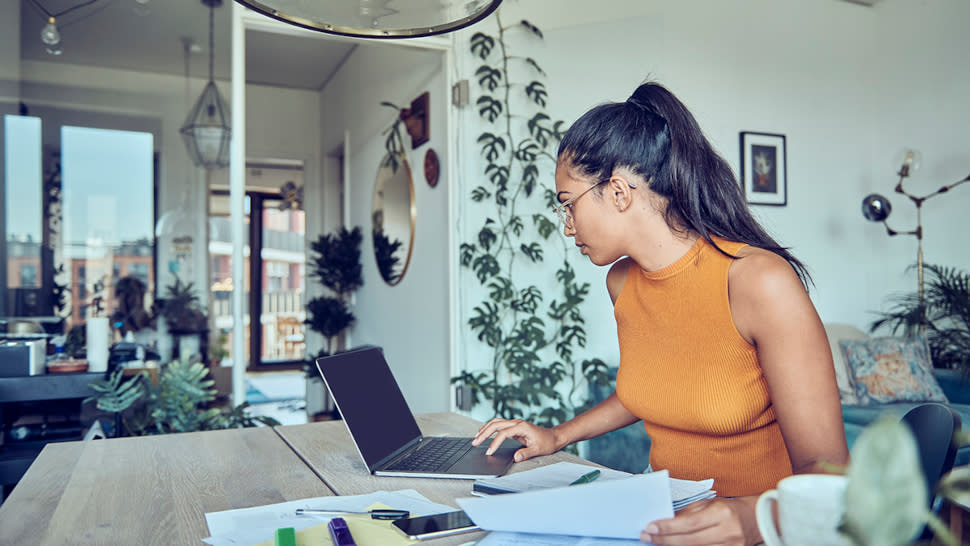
[670,477,716,510]
[202,489,457,546]
[472,461,715,510]
[458,470,677,540]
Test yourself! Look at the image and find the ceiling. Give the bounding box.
[19,0,356,91]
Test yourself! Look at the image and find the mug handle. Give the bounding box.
[756,489,783,546]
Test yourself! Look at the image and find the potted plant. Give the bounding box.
[85,355,279,437]
[304,227,363,419]
[871,264,970,373]
[155,275,208,360]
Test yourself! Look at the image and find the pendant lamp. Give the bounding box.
[181,0,231,169]
[232,0,502,39]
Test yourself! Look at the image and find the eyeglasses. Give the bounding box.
[552,179,609,227]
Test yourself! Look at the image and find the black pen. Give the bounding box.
[296,508,410,520]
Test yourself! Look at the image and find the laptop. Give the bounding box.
[315,346,521,479]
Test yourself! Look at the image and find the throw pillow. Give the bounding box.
[841,335,948,405]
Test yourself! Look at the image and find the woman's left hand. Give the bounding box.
[641,497,758,545]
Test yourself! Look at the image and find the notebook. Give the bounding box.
[316,346,520,479]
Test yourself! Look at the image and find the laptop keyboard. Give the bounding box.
[393,437,474,472]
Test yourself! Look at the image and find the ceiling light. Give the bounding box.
[40,17,60,46]
[28,0,100,55]
[180,0,232,170]
[232,0,502,39]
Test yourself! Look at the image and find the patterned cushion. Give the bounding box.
[841,335,948,404]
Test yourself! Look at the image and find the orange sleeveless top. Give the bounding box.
[614,236,792,497]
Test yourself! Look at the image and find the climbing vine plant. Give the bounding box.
[452,12,610,429]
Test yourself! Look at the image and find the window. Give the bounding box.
[20,265,37,287]
[1,115,155,337]
[208,162,305,369]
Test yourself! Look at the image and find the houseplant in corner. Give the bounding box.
[303,226,363,418]
[452,12,610,431]
[871,263,970,373]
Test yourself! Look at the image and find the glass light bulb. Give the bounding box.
[895,148,922,177]
[41,17,60,46]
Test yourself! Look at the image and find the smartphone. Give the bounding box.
[390,510,479,541]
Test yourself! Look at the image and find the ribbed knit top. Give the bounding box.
[614,236,793,497]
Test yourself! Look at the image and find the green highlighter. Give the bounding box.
[274,526,297,546]
[569,469,601,485]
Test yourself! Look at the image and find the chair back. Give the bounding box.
[901,402,961,541]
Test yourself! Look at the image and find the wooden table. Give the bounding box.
[0,426,334,545]
[276,412,597,545]
[0,412,599,545]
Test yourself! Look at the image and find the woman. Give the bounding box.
[472,82,849,545]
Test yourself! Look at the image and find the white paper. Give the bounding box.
[457,470,674,540]
[473,461,632,495]
[476,531,642,545]
[202,489,455,546]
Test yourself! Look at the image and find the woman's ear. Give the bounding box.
[607,176,635,212]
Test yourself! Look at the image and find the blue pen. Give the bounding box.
[569,469,601,485]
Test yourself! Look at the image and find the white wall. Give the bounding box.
[453,0,970,392]
[318,43,452,414]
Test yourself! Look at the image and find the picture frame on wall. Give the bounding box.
[739,131,787,206]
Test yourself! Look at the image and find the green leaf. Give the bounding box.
[525,81,548,108]
[478,226,497,252]
[841,416,928,545]
[472,254,501,283]
[477,132,507,162]
[471,186,491,202]
[469,302,502,347]
[511,286,543,314]
[533,214,558,240]
[470,32,495,60]
[520,242,544,263]
[508,215,524,237]
[523,58,546,76]
[459,243,476,267]
[527,112,553,147]
[487,277,514,302]
[477,96,503,123]
[485,163,509,186]
[553,120,567,141]
[519,20,544,39]
[475,65,503,92]
[522,164,539,196]
[514,142,539,162]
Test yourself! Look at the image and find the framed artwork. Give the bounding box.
[739,131,787,206]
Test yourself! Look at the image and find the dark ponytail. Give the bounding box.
[557,81,811,287]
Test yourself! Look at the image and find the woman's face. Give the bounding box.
[553,162,625,266]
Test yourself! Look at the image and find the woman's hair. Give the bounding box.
[557,81,811,287]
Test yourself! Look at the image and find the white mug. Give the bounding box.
[755,474,849,546]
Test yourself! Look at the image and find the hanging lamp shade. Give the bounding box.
[232,0,502,39]
[181,81,231,169]
[182,0,231,169]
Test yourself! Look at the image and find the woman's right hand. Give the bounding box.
[472,418,561,462]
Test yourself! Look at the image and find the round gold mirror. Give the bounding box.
[372,152,415,285]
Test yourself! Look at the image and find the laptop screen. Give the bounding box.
[316,347,423,471]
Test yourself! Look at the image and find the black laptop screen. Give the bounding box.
[316,347,423,471]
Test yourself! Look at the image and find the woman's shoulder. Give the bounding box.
[728,246,808,313]
[606,257,635,304]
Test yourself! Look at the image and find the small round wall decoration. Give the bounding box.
[424,148,440,188]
